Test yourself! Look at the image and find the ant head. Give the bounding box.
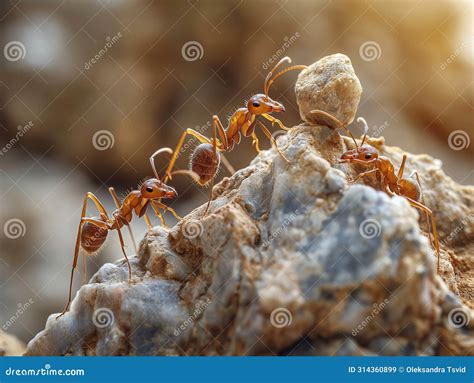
[339,145,379,164]
[141,178,177,200]
[247,94,285,115]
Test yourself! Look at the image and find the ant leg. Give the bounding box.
[150,202,167,227]
[143,214,153,229]
[112,214,132,283]
[251,131,261,153]
[109,187,138,254]
[261,113,289,131]
[404,197,440,273]
[350,168,378,183]
[164,129,214,183]
[408,171,434,249]
[57,193,109,319]
[397,155,407,179]
[256,120,289,163]
[153,201,182,221]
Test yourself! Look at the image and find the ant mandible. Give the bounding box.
[57,148,191,318]
[338,117,441,273]
[162,56,307,214]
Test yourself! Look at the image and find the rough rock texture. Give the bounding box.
[0,330,26,356]
[26,54,472,356]
[296,54,362,126]
[25,124,473,356]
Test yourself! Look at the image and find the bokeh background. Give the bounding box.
[0,0,472,344]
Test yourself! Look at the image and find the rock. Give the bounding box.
[25,122,473,356]
[0,330,26,356]
[295,53,362,126]
[25,55,472,356]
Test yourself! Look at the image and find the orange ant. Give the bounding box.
[57,148,191,318]
[162,56,307,214]
[337,117,441,273]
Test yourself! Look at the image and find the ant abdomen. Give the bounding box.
[398,179,421,202]
[190,143,220,186]
[81,218,108,253]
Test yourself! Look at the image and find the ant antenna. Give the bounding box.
[150,147,173,180]
[264,57,307,96]
[264,57,291,96]
[356,117,369,146]
[171,169,200,183]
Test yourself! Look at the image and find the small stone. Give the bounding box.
[295,53,362,126]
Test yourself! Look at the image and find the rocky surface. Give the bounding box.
[25,54,473,356]
[0,330,26,356]
[25,123,473,356]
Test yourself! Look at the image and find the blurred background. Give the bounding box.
[0,0,472,344]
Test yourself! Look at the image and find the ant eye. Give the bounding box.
[252,101,260,108]
[365,154,372,159]
[146,187,153,193]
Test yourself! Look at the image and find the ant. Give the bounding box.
[337,116,441,273]
[162,56,307,214]
[57,148,192,318]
